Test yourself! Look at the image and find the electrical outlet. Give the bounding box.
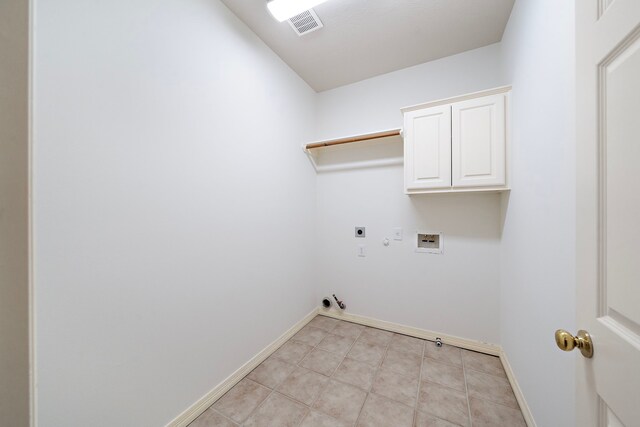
[358,245,366,257]
[393,227,403,241]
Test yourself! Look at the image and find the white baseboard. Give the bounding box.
[165,308,319,427]
[318,308,500,355]
[499,349,537,427]
[167,306,535,427]
[319,309,536,427]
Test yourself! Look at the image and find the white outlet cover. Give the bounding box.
[358,244,366,257]
[393,227,403,241]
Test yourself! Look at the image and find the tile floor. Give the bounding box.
[190,316,527,427]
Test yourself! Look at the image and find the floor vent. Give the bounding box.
[288,9,323,36]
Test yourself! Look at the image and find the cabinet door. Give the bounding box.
[451,94,506,188]
[404,105,452,191]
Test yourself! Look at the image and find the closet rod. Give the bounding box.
[305,128,402,150]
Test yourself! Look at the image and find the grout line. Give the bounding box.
[462,369,521,411]
[464,366,509,380]
[416,345,473,425]
[293,319,332,426]
[265,325,331,425]
[423,353,462,369]
[291,317,366,426]
[420,377,471,395]
[461,355,524,414]
[467,394,522,412]
[239,380,278,424]
[332,326,365,427]
[462,352,474,427]
[207,315,526,427]
[317,310,500,357]
[214,317,512,427]
[181,309,319,427]
[326,327,363,389]
[412,339,427,426]
[352,328,393,427]
[239,317,329,426]
[310,319,366,427]
[210,409,238,426]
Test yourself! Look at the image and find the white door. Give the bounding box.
[451,94,506,188]
[576,0,640,426]
[404,105,451,191]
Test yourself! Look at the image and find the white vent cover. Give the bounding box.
[288,9,323,36]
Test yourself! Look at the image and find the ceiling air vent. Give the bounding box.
[288,9,323,36]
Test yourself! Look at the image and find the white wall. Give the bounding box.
[32,0,317,425]
[29,1,579,424]
[499,1,576,426]
[0,0,30,425]
[314,44,506,344]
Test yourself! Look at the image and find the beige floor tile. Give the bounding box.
[389,334,425,356]
[300,348,343,376]
[277,367,329,406]
[465,369,518,409]
[469,397,526,427]
[243,393,308,427]
[309,316,340,332]
[414,410,461,427]
[206,329,533,427]
[421,359,465,392]
[370,368,418,407]
[332,321,365,339]
[417,381,470,427]
[332,357,377,390]
[424,344,462,367]
[313,379,368,424]
[299,410,349,427]
[188,407,238,427]
[356,393,414,427]
[347,340,387,367]
[212,379,271,424]
[272,340,314,364]
[318,333,356,357]
[293,326,329,346]
[381,349,422,377]
[461,350,505,378]
[359,327,394,346]
[247,357,296,389]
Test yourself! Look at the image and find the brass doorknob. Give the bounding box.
[555,329,593,358]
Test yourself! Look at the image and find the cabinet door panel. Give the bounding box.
[404,105,451,190]
[452,94,506,187]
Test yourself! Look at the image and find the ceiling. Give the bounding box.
[220,0,515,92]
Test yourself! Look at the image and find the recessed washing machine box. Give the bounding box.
[416,232,442,254]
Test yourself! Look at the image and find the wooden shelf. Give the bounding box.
[305,129,402,150]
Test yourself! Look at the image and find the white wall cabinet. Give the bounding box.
[404,105,451,190]
[402,87,510,194]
